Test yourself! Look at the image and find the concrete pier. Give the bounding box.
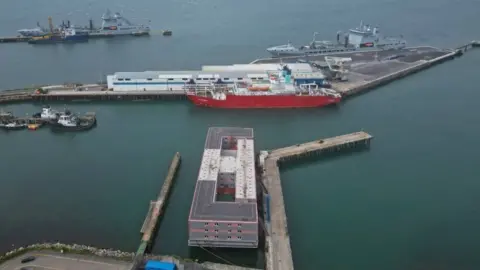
[253,42,479,98]
[135,152,181,262]
[259,132,373,270]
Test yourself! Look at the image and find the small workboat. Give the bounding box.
[3,121,27,130]
[50,110,96,132]
[33,105,59,120]
[27,123,41,130]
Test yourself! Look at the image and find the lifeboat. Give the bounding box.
[247,85,270,91]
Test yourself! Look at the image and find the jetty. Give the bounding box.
[252,41,479,98]
[132,152,181,268]
[0,36,30,43]
[259,132,373,270]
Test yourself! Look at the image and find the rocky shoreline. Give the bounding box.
[0,242,135,265]
[0,242,261,270]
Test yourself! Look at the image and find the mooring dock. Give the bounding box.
[134,152,181,266]
[260,132,373,270]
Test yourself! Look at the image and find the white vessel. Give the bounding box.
[57,111,78,127]
[40,106,59,120]
[3,122,27,130]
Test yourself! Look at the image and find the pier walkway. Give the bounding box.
[132,152,181,269]
[260,132,373,270]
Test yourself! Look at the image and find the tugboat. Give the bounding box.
[33,105,59,120]
[50,110,96,132]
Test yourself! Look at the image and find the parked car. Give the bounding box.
[20,256,36,263]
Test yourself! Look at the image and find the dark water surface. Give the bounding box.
[1,0,480,269]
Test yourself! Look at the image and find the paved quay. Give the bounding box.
[252,46,457,96]
[0,251,132,270]
[260,132,373,270]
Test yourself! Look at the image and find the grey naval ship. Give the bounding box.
[17,10,150,38]
[87,9,150,36]
[267,21,406,57]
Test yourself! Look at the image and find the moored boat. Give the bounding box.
[28,28,88,44]
[267,21,407,57]
[3,121,27,130]
[50,110,96,132]
[27,123,42,130]
[185,66,341,109]
[33,105,60,120]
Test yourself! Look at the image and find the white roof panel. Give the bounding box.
[219,156,236,173]
[234,139,256,200]
[198,149,221,181]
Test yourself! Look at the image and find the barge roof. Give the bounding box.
[189,127,258,223]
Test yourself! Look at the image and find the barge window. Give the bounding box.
[182,78,188,81]
[168,78,174,81]
[223,78,230,80]
[237,78,243,80]
[203,78,209,80]
[125,78,131,81]
[118,78,124,81]
[147,78,152,81]
[251,77,257,80]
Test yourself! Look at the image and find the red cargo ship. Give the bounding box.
[185,72,342,109]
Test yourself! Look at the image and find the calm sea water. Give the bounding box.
[1,0,480,269]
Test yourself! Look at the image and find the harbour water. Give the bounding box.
[1,0,480,269]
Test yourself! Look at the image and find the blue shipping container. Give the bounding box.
[146,260,176,270]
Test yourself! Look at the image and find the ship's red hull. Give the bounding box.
[187,93,341,109]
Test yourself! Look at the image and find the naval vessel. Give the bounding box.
[87,9,150,37]
[17,9,150,38]
[267,21,406,57]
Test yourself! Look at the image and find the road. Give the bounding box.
[0,251,133,270]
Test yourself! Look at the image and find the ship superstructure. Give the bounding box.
[267,21,407,57]
[188,127,258,248]
[88,9,150,36]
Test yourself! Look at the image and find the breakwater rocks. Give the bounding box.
[0,243,262,270]
[0,242,135,265]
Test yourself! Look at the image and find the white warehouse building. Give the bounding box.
[106,63,318,91]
